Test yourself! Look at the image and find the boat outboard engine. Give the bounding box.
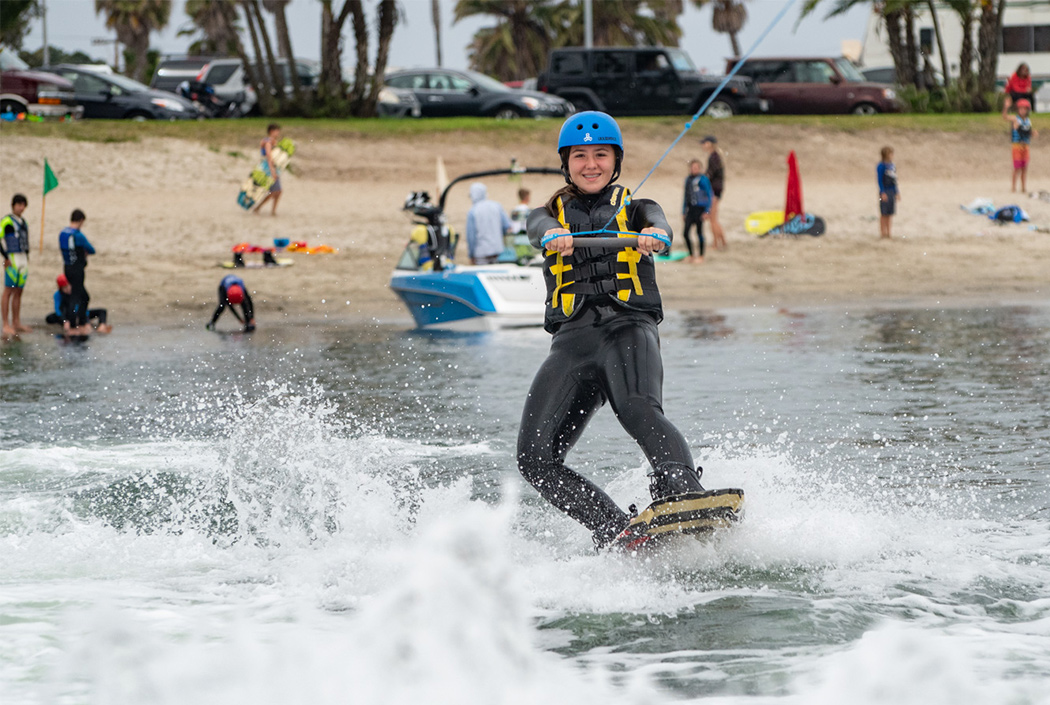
[402,191,456,271]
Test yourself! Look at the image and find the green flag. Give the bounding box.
[43,159,59,196]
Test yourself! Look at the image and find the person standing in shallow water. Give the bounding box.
[517,111,705,550]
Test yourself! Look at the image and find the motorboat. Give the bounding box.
[389,164,563,328]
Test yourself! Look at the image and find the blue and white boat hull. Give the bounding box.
[389,264,545,328]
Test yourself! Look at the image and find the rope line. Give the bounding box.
[599,0,799,232]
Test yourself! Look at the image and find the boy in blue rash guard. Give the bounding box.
[206,274,255,332]
[517,111,705,549]
[58,209,95,306]
[876,146,899,239]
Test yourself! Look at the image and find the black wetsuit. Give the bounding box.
[208,275,254,328]
[517,184,702,547]
[47,289,106,327]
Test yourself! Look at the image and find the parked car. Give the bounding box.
[0,47,83,119]
[536,46,766,118]
[729,56,902,115]
[41,64,198,119]
[384,68,573,118]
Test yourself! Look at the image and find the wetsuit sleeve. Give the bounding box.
[0,220,12,259]
[683,177,689,212]
[526,207,562,249]
[629,198,673,245]
[75,232,96,255]
[877,163,886,194]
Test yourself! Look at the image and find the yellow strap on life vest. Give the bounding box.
[613,188,643,301]
[548,196,576,317]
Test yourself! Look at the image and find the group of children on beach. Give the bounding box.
[2,199,110,339]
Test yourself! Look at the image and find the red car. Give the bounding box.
[728,56,902,115]
[0,48,83,119]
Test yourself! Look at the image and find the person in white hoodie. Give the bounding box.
[465,182,512,265]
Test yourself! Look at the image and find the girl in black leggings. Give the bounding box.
[517,112,704,549]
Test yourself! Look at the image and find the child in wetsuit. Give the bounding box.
[682,158,712,263]
[517,111,704,549]
[206,274,255,332]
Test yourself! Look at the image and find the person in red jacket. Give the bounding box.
[1002,63,1033,117]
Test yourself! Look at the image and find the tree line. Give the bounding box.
[803,0,1011,112]
[2,0,1016,116]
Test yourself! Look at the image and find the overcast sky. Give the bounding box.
[23,0,872,75]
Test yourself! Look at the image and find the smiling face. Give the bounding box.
[567,144,617,194]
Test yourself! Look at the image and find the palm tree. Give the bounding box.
[94,0,170,82]
[557,0,683,47]
[433,0,443,66]
[692,0,747,57]
[183,0,240,56]
[454,0,562,81]
[262,0,304,107]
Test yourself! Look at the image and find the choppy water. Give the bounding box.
[2,305,1050,704]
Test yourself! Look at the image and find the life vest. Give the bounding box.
[1,214,29,255]
[541,184,662,332]
[1013,117,1032,145]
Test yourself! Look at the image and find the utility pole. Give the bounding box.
[42,0,50,66]
[583,0,593,49]
[91,36,120,71]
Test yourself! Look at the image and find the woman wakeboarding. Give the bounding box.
[516,111,706,550]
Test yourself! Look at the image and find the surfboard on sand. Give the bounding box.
[606,488,744,553]
[745,210,785,235]
[236,138,295,211]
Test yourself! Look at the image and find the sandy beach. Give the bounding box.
[2,120,1048,331]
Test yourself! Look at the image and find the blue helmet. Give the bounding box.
[557,111,623,153]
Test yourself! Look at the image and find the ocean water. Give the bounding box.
[2,304,1049,704]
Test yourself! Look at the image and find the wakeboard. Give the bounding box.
[607,488,744,553]
[236,138,295,210]
[760,213,826,238]
[218,258,293,269]
[655,251,689,262]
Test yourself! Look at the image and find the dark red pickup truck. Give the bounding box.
[1,48,83,119]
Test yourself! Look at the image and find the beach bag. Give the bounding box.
[990,205,1029,223]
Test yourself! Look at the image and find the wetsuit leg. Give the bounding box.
[518,324,629,543]
[45,313,62,324]
[64,265,87,304]
[209,285,227,326]
[696,213,706,258]
[596,313,700,497]
[682,213,697,257]
[88,309,107,325]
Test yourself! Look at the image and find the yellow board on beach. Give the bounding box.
[745,210,785,235]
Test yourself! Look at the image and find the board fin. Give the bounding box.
[608,488,744,553]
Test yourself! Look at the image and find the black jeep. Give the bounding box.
[536,47,767,118]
